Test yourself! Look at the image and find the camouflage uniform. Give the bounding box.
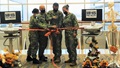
[27,15,39,58]
[47,10,63,60]
[37,13,48,60]
[63,13,79,62]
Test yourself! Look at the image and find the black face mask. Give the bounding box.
[64,11,68,15]
[41,10,45,13]
[53,9,58,12]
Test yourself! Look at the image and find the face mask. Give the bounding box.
[53,9,58,12]
[34,14,38,18]
[64,11,68,15]
[41,10,45,13]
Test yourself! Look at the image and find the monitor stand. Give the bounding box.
[8,23,13,28]
[90,21,96,26]
[3,23,20,53]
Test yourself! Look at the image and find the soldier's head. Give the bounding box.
[53,2,59,12]
[32,8,39,15]
[62,4,69,15]
[39,5,46,13]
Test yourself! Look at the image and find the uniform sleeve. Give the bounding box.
[29,16,33,28]
[58,12,63,28]
[46,11,53,21]
[46,11,56,28]
[37,23,48,29]
[29,16,37,28]
[71,14,79,34]
[37,16,48,29]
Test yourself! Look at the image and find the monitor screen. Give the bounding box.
[82,9,102,21]
[0,11,21,24]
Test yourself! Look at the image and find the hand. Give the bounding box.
[51,25,57,28]
[55,29,60,34]
[52,16,57,19]
[73,33,77,37]
[45,28,50,31]
[44,32,51,37]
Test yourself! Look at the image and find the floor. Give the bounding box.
[1,49,120,68]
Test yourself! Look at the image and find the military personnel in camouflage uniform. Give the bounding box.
[26,8,40,64]
[37,5,48,62]
[62,5,79,66]
[47,3,63,63]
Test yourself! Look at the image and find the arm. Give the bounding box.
[46,11,53,21]
[37,16,48,29]
[37,23,48,29]
[71,14,79,34]
[29,16,33,28]
[46,11,56,28]
[29,16,38,28]
[58,12,63,28]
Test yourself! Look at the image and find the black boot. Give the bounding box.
[64,59,72,63]
[26,56,33,62]
[39,56,48,62]
[33,58,41,64]
[70,61,77,66]
[54,58,61,63]
[43,56,48,60]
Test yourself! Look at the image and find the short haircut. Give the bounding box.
[32,8,39,13]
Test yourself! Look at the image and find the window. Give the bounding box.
[0,5,8,11]
[0,0,120,21]
[105,0,120,2]
[47,0,65,3]
[9,5,22,11]
[47,4,65,12]
[85,3,104,9]
[66,0,84,3]
[85,0,104,2]
[69,4,84,20]
[28,0,46,4]
[22,5,27,21]
[9,0,20,4]
[105,0,113,2]
[114,3,120,19]
[114,0,120,2]
[9,0,27,4]
[0,0,8,4]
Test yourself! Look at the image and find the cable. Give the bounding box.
[16,36,20,52]
[98,30,103,36]
[85,36,90,44]
[3,38,9,46]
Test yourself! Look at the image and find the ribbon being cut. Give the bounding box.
[19,27,84,37]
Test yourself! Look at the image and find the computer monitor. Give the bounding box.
[0,11,21,24]
[82,9,102,21]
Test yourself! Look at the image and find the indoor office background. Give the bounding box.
[0,0,120,50]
